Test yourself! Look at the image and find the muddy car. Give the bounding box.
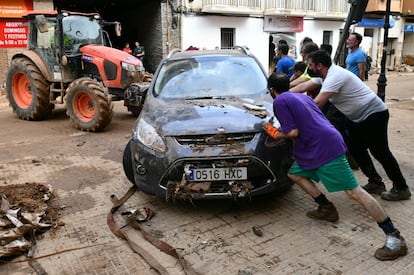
[122,47,293,201]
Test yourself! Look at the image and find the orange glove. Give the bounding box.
[262,123,279,139]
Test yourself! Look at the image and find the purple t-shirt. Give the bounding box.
[274,92,347,170]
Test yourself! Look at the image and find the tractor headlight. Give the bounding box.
[134,119,166,153]
[121,62,136,72]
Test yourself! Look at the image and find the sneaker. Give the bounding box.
[361,181,386,195]
[306,204,339,222]
[374,230,408,261]
[381,188,411,201]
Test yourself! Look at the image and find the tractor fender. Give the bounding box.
[11,51,52,81]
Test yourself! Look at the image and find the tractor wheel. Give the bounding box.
[65,78,113,131]
[122,140,135,185]
[5,57,53,120]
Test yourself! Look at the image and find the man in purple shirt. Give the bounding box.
[262,72,407,261]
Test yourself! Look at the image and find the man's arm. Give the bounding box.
[313,91,334,108]
[263,123,298,140]
[358,62,365,81]
[290,79,320,93]
[290,76,309,88]
[278,128,299,140]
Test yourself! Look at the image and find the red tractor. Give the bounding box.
[6,10,151,131]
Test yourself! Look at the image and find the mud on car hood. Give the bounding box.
[142,97,275,136]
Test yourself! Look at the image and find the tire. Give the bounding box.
[65,77,113,131]
[122,140,135,185]
[127,105,142,117]
[5,57,53,120]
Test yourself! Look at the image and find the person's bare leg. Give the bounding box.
[345,186,387,222]
[288,174,321,197]
[288,174,339,222]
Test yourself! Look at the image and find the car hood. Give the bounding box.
[144,97,277,136]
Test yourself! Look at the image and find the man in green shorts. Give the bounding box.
[263,72,407,261]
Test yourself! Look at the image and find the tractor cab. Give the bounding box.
[25,11,114,83]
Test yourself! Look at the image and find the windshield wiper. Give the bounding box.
[185,96,224,100]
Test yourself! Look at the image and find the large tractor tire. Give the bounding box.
[5,57,53,120]
[65,78,113,131]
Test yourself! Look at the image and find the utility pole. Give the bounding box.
[377,0,392,101]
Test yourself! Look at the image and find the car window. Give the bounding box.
[154,56,267,99]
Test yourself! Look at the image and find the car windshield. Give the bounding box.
[153,55,267,99]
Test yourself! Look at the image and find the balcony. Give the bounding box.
[200,0,349,18]
[265,0,348,19]
[402,0,414,17]
[365,0,403,14]
[201,0,263,15]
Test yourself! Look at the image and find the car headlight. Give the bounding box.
[134,119,167,153]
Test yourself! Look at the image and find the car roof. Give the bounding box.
[166,46,254,61]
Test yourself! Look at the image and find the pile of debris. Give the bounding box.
[0,182,59,259]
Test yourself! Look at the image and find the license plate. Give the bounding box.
[189,167,247,181]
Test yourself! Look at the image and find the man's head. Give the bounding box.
[346,32,362,50]
[300,42,319,61]
[278,43,289,56]
[278,39,288,46]
[320,44,333,56]
[268,72,290,98]
[292,61,307,74]
[306,50,332,78]
[300,37,313,47]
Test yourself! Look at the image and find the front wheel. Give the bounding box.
[122,140,135,185]
[65,78,113,131]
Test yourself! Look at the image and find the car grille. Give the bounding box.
[175,133,255,145]
[158,156,276,198]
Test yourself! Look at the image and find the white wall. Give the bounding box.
[181,15,346,68]
[181,15,269,70]
[298,19,345,60]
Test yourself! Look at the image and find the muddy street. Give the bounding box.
[0,73,414,274]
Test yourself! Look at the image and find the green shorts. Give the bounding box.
[288,154,359,192]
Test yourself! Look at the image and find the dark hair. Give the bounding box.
[278,39,288,45]
[278,43,289,55]
[268,72,290,94]
[351,32,362,44]
[320,43,333,55]
[307,50,332,68]
[292,61,307,73]
[302,37,313,45]
[302,42,319,55]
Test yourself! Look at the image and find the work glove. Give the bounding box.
[262,122,279,139]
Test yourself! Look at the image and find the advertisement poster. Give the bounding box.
[0,0,33,18]
[0,20,27,47]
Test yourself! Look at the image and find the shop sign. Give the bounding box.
[405,24,414,33]
[0,20,27,48]
[0,0,33,18]
[264,16,303,32]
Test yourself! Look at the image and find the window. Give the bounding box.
[221,28,235,49]
[323,30,332,44]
